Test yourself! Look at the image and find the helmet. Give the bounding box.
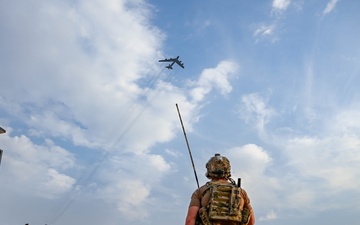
[205,153,231,179]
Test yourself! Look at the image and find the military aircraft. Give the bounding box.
[159,56,184,69]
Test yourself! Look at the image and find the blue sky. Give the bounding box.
[1,0,360,224]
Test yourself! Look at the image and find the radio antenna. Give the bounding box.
[176,103,200,189]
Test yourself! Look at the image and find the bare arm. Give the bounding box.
[241,189,255,225]
[185,206,199,225]
[248,208,255,225]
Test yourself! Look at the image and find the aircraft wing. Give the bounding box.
[175,60,185,68]
[158,58,174,62]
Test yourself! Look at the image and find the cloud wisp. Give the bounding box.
[322,0,339,15]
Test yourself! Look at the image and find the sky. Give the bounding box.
[0,0,360,224]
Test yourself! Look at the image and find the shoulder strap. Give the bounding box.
[200,182,211,198]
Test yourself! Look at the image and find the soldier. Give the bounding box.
[185,154,255,225]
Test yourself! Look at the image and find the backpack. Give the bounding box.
[198,182,250,225]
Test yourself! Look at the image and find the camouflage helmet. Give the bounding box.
[205,153,231,179]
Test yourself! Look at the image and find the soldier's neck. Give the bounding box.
[211,178,227,182]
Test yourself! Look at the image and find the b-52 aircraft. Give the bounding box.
[159,56,184,69]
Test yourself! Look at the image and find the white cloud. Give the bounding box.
[1,132,76,198]
[272,0,291,11]
[287,104,360,178]
[226,144,272,176]
[239,93,275,133]
[148,154,171,172]
[190,60,238,102]
[285,189,316,209]
[323,0,339,15]
[0,0,181,220]
[42,169,76,198]
[284,135,360,192]
[253,24,278,43]
[264,105,360,212]
[165,148,181,158]
[0,0,164,153]
[254,25,275,36]
[91,152,173,219]
[259,209,277,221]
[330,107,360,134]
[103,179,150,220]
[235,97,360,214]
[28,111,95,148]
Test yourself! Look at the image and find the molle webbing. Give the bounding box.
[208,184,243,222]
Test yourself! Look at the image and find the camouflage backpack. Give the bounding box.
[198,182,251,225]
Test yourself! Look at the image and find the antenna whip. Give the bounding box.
[176,103,200,189]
